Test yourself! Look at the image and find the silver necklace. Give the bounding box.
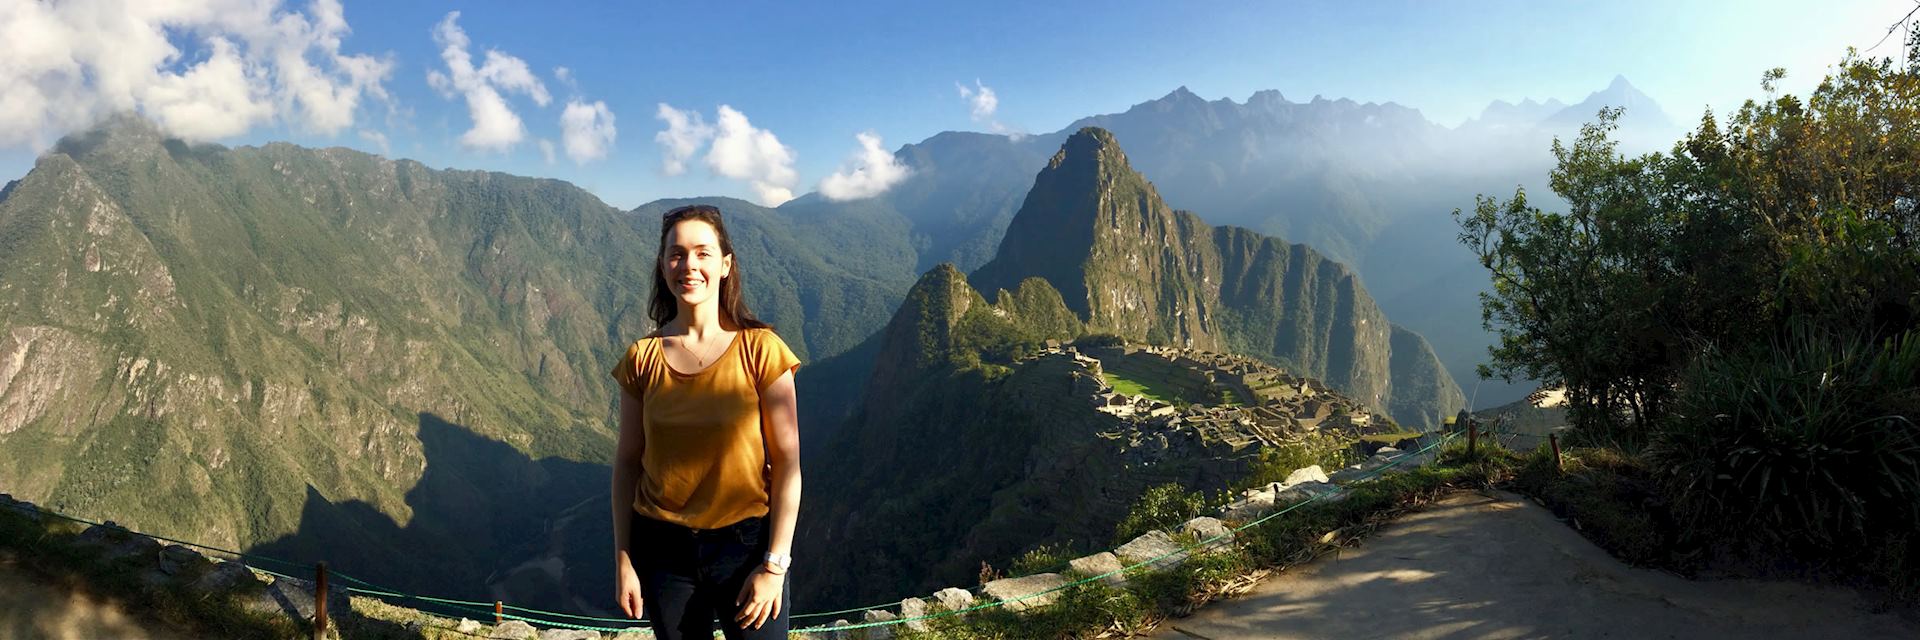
[674,331,729,368]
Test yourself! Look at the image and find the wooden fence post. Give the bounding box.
[496,600,504,625]
[314,562,328,640]
[1550,433,1563,472]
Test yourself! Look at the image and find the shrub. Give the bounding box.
[1007,542,1074,576]
[1438,432,1519,470]
[1239,435,1353,491]
[1112,483,1204,545]
[1647,327,1920,549]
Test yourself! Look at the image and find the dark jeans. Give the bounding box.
[628,511,790,640]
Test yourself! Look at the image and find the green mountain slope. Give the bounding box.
[797,265,1108,609]
[0,115,904,607]
[795,261,1416,610]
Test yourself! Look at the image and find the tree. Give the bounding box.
[1456,109,1684,443]
[1457,43,1920,444]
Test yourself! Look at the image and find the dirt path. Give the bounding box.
[1152,491,1919,640]
[0,568,192,640]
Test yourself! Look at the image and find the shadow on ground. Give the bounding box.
[0,569,193,640]
[1154,491,1920,640]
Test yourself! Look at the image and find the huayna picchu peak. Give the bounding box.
[971,127,1464,428]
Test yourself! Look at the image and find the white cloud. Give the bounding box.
[652,103,797,206]
[537,138,556,164]
[426,71,452,98]
[141,37,275,139]
[0,0,394,148]
[561,100,616,165]
[553,66,574,89]
[956,79,998,121]
[705,105,797,207]
[819,131,911,201]
[358,128,390,155]
[480,51,551,107]
[428,11,551,152]
[955,78,1021,138]
[653,103,713,176]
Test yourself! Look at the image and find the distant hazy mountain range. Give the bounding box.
[793,74,1677,410]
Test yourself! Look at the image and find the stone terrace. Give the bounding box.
[1017,340,1398,471]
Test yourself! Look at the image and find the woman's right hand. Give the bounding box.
[616,556,645,619]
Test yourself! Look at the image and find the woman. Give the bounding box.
[610,204,802,639]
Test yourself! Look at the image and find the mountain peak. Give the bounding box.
[1066,126,1119,147]
[968,131,1463,424]
[1247,89,1288,107]
[94,112,166,140]
[1582,74,1655,105]
[51,113,174,165]
[1546,73,1675,131]
[974,127,1157,319]
[1049,127,1132,173]
[1140,86,1210,112]
[924,261,966,282]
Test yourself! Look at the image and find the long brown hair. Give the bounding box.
[649,204,772,331]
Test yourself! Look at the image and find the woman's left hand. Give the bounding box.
[734,566,785,629]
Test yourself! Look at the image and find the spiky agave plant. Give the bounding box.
[1650,326,1920,548]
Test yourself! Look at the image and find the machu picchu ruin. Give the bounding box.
[1027,338,1405,467]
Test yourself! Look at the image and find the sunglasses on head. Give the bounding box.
[663,204,722,221]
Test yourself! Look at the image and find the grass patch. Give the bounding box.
[1009,542,1077,576]
[1505,446,1673,567]
[1359,431,1423,445]
[1102,370,1178,405]
[1111,483,1208,546]
[1236,435,1354,493]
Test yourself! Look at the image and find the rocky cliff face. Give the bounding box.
[971,128,1464,427]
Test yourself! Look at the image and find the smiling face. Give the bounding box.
[661,218,733,311]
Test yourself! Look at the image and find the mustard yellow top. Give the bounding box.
[610,327,801,529]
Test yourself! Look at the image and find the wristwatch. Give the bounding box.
[763,552,792,574]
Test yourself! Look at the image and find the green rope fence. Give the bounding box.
[0,498,316,576]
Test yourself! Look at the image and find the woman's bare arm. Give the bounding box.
[736,360,801,629]
[612,388,646,565]
[759,369,801,563]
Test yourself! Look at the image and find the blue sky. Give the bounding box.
[1,0,1913,209]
